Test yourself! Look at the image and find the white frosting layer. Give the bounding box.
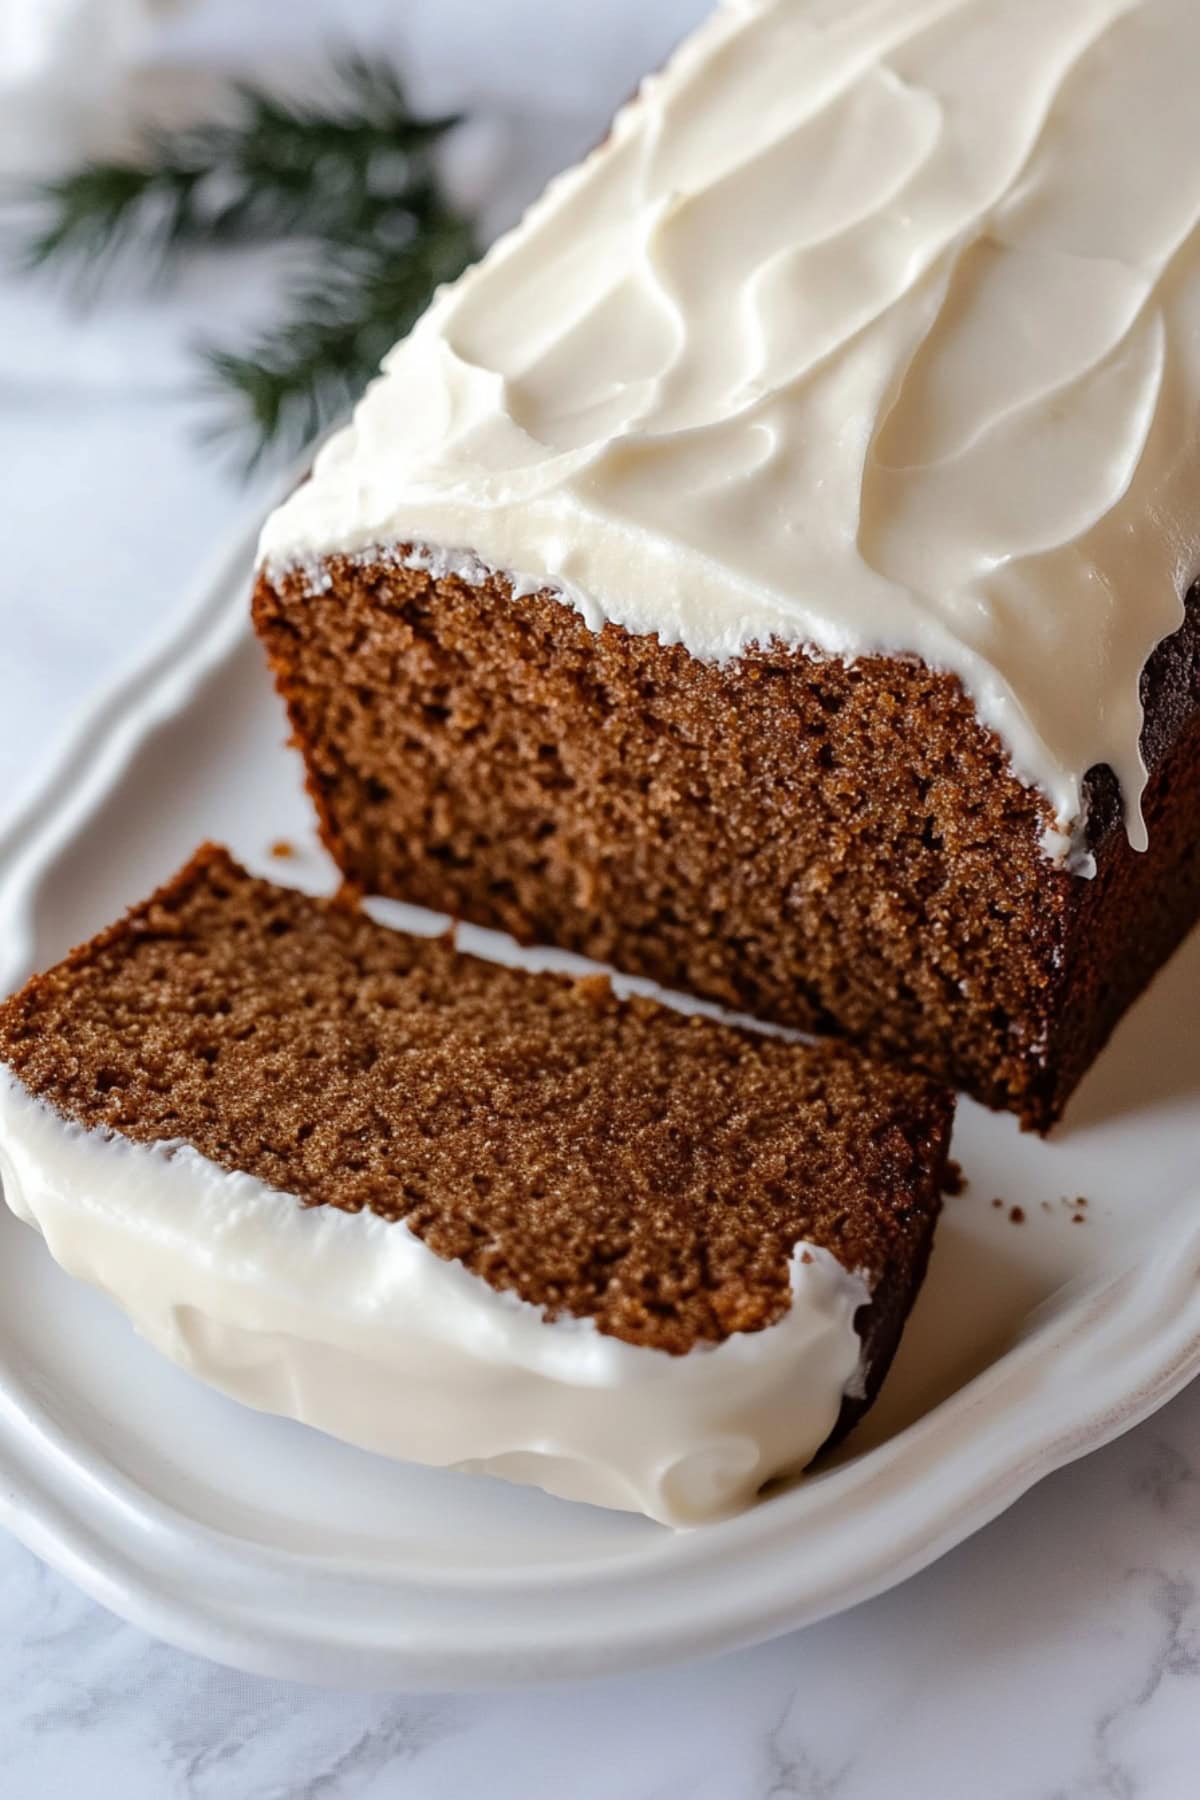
[0,1070,869,1527]
[261,0,1200,855]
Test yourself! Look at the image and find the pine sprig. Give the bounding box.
[14,56,478,463]
[23,57,465,275]
[21,162,186,281]
[200,215,476,465]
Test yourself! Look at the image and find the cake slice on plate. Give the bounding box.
[0,845,951,1524]
[254,0,1200,1129]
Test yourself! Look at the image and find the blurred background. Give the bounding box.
[0,0,705,825]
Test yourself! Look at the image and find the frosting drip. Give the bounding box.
[0,1070,869,1527]
[260,0,1200,852]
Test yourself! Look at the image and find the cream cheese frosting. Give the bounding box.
[0,1069,869,1527]
[260,0,1200,856]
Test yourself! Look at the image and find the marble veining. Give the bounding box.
[3,1383,1200,1796]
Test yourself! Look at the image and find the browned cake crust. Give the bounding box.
[0,847,950,1436]
[252,556,1200,1131]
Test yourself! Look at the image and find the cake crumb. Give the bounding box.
[800,1249,814,1264]
[991,1197,1003,1209]
[269,839,295,860]
[941,1158,965,1196]
[1009,1205,1026,1224]
[1072,1213,1086,1224]
[0,842,951,1360]
[574,973,615,1010]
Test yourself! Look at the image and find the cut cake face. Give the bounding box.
[0,846,951,1523]
[253,0,1200,1128]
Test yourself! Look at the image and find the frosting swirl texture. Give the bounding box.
[261,0,1200,850]
[0,1071,868,1526]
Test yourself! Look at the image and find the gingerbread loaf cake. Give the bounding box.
[254,0,1200,1130]
[0,845,951,1524]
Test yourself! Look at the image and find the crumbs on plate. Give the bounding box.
[941,1158,966,1197]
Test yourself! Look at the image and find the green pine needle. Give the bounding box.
[199,214,476,469]
[14,55,478,464]
[23,56,464,275]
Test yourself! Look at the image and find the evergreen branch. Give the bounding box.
[20,55,463,284]
[20,162,197,281]
[10,53,480,463]
[198,213,476,467]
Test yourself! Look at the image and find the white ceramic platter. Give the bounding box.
[2,518,1199,1691]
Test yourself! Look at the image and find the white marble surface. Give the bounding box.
[3,1385,1200,1798]
[1,3,1199,1793]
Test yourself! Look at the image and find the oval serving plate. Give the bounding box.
[1,517,1199,1690]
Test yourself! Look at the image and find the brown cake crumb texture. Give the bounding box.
[252,558,1200,1130]
[0,848,950,1375]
